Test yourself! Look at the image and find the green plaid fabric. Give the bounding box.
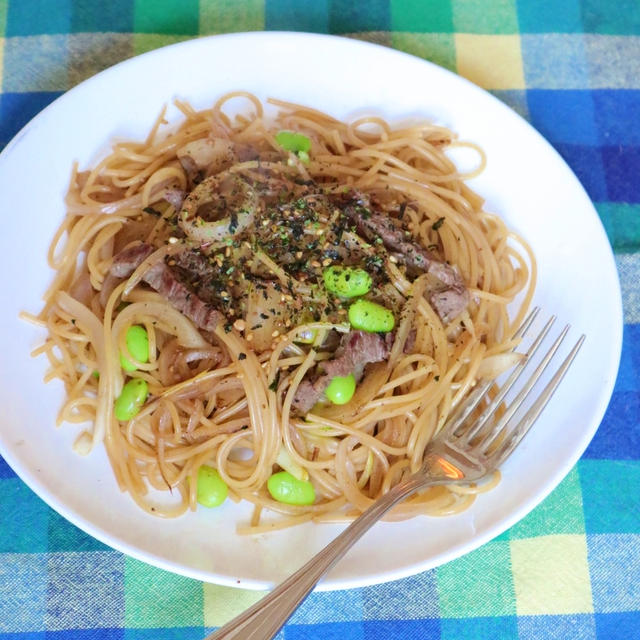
[1,1,639,639]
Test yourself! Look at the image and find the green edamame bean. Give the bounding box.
[196,465,228,508]
[275,130,311,153]
[120,325,150,372]
[114,378,148,421]
[267,471,316,506]
[348,299,395,333]
[322,266,372,298]
[276,131,312,164]
[325,373,356,405]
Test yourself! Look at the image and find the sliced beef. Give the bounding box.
[292,330,390,414]
[429,284,469,323]
[344,207,455,282]
[109,243,222,332]
[404,328,417,354]
[109,243,154,277]
[345,207,431,274]
[323,330,390,378]
[292,380,327,415]
[344,206,469,322]
[171,248,217,280]
[162,189,185,211]
[142,262,222,332]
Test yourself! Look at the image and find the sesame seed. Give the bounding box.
[246,333,254,342]
[233,319,246,332]
[271,330,280,338]
[389,255,398,263]
[322,258,332,266]
[168,237,178,244]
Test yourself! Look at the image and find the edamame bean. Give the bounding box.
[120,325,149,372]
[322,266,372,298]
[267,471,316,505]
[275,130,311,153]
[196,465,228,508]
[276,131,312,164]
[114,378,148,421]
[348,299,395,333]
[325,373,356,405]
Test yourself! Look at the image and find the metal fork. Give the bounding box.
[206,310,584,640]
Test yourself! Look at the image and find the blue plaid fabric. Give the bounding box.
[1,1,639,638]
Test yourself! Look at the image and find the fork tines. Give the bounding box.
[443,308,585,468]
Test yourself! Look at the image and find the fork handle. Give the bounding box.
[205,475,430,640]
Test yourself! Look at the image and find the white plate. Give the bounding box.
[0,33,622,590]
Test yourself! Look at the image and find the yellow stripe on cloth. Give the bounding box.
[510,534,594,615]
[455,33,525,89]
[204,583,267,627]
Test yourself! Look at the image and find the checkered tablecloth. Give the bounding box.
[1,2,639,639]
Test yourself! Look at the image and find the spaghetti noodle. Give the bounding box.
[24,93,535,532]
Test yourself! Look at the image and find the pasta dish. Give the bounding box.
[24,92,535,533]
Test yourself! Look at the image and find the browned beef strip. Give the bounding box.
[344,206,469,322]
[109,243,222,332]
[292,379,328,415]
[344,207,455,282]
[429,284,469,324]
[109,243,154,277]
[162,189,185,211]
[142,262,222,331]
[171,248,216,280]
[404,328,417,354]
[292,330,390,414]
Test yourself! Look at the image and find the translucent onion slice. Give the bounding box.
[178,171,257,244]
[476,352,523,380]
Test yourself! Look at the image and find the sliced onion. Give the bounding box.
[244,281,287,351]
[122,291,209,348]
[477,352,523,380]
[178,171,257,244]
[56,291,114,453]
[177,138,236,177]
[276,445,309,481]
